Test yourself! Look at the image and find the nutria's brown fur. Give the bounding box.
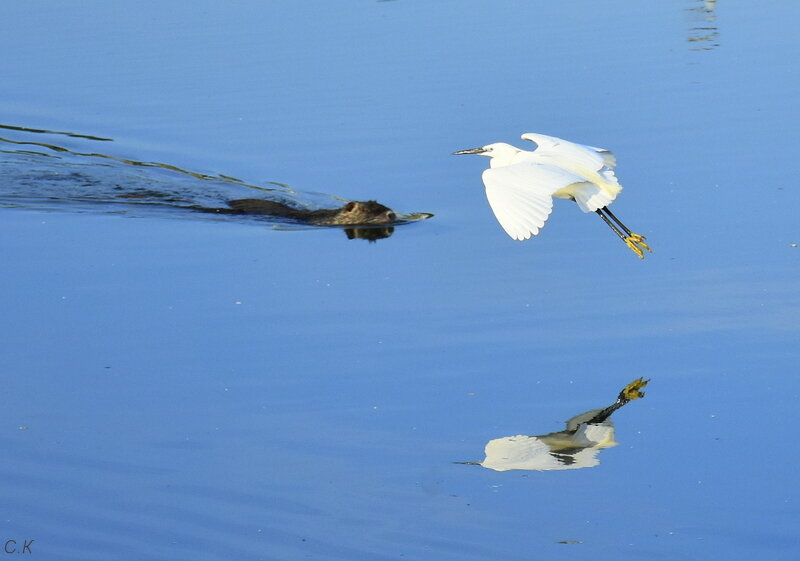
[217,198,397,226]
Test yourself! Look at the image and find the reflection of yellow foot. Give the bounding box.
[621,377,650,401]
[624,232,652,258]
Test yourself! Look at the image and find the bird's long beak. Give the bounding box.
[452,147,487,155]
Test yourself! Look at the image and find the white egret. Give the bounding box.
[453,132,651,258]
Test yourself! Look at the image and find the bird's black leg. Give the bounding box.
[602,206,634,237]
[595,209,628,242]
[595,207,651,258]
[604,206,651,255]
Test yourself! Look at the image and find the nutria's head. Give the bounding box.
[334,200,397,225]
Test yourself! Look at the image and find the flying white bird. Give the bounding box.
[453,132,650,258]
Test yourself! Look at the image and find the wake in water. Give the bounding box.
[0,124,432,240]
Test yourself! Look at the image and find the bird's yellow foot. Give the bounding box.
[629,232,651,253]
[624,233,651,258]
[625,237,645,258]
[621,377,650,401]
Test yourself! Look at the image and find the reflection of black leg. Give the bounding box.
[587,399,625,425]
[587,378,649,424]
[595,209,627,241]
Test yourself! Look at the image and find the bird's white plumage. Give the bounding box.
[482,163,589,240]
[520,133,621,203]
[569,183,617,213]
[521,132,618,172]
[454,132,628,241]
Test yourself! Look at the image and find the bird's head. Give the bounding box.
[453,142,520,166]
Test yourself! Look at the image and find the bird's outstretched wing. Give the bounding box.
[482,163,588,240]
[520,132,618,175]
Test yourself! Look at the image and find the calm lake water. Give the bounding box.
[2,2,799,560]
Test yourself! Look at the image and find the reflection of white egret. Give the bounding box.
[458,378,649,472]
[687,0,719,51]
[453,133,651,258]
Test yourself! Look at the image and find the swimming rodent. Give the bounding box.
[208,198,398,226]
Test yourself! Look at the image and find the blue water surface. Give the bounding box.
[1,1,799,560]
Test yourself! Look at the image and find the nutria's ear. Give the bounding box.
[343,202,356,211]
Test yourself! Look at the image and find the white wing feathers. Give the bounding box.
[520,132,610,168]
[482,163,589,241]
[520,133,620,188]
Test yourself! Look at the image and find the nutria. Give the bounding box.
[212,198,397,226]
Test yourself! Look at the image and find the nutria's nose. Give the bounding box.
[387,212,397,221]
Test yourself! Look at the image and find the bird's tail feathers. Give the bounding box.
[573,185,618,213]
[593,148,617,168]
